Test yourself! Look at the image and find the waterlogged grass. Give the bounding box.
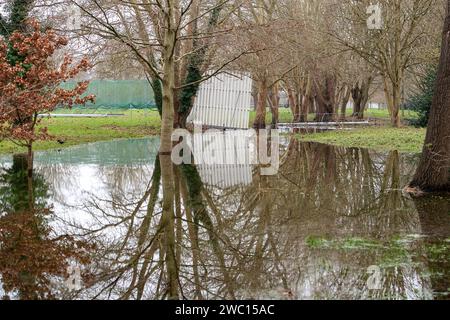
[426,242,450,262]
[0,108,293,155]
[305,235,449,272]
[0,109,161,155]
[305,235,415,270]
[306,236,383,250]
[296,127,426,153]
[0,107,423,155]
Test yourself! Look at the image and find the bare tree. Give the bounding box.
[333,0,438,127]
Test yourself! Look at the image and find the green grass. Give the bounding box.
[296,126,426,153]
[348,108,418,120]
[0,109,161,155]
[249,108,418,124]
[249,108,293,123]
[0,107,423,155]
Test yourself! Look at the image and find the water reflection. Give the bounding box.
[0,155,92,299]
[0,137,448,300]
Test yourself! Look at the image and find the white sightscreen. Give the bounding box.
[187,72,252,129]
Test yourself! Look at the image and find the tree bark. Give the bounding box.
[351,77,371,120]
[384,76,402,127]
[314,76,335,122]
[287,88,300,122]
[160,14,178,299]
[269,84,280,127]
[409,1,450,193]
[300,75,312,122]
[340,85,351,120]
[26,144,34,210]
[253,79,268,129]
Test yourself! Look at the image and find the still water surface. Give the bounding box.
[0,137,448,300]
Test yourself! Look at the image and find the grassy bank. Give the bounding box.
[0,107,423,155]
[0,109,161,155]
[296,126,426,153]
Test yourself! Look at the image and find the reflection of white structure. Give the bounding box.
[187,72,252,129]
[193,130,254,188]
[197,164,253,189]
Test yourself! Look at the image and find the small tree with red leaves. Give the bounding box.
[0,20,94,173]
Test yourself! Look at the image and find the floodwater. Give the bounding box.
[0,137,448,300]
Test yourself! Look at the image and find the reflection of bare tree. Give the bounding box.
[100,165,153,204]
[35,164,79,204]
[53,139,447,300]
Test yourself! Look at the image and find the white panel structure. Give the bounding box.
[187,72,252,129]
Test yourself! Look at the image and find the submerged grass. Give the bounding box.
[305,235,449,272]
[305,235,383,250]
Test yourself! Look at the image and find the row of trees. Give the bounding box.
[21,0,443,128]
[0,0,448,191]
[53,0,449,192]
[0,0,449,301]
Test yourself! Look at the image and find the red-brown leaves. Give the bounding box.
[0,20,95,147]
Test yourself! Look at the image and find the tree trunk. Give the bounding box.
[253,79,268,129]
[252,82,259,111]
[359,86,370,120]
[351,77,371,120]
[26,144,34,210]
[340,85,351,120]
[269,84,279,127]
[351,83,363,119]
[160,20,178,299]
[299,95,309,122]
[287,88,300,122]
[384,77,402,127]
[408,1,450,193]
[314,76,335,122]
[300,75,312,122]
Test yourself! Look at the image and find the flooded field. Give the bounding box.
[0,137,448,300]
